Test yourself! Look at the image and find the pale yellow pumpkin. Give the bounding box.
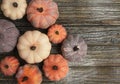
[17,30,51,64]
[1,0,27,20]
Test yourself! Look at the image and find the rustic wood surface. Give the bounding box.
[0,0,120,84]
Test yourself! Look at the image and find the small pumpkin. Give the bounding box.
[0,19,19,53]
[48,24,67,44]
[17,30,51,64]
[1,0,27,20]
[61,35,87,62]
[0,56,20,76]
[43,54,69,81]
[27,0,59,29]
[16,64,42,84]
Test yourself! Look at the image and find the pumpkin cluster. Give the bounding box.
[0,0,87,84]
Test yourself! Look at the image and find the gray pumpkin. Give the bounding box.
[61,35,87,62]
[0,19,19,53]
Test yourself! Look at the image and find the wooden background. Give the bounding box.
[0,0,120,84]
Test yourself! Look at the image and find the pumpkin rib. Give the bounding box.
[32,31,41,43]
[18,36,30,46]
[47,2,58,10]
[26,51,34,63]
[39,16,49,28]
[33,52,43,63]
[32,15,42,28]
[47,10,59,19]
[27,14,36,21]
[24,31,34,44]
[19,49,30,59]
[1,10,7,16]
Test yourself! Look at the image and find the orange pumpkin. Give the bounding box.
[27,0,59,29]
[43,54,69,81]
[0,56,20,76]
[16,64,42,84]
[48,24,67,44]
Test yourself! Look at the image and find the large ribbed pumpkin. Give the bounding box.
[17,30,51,64]
[27,0,59,29]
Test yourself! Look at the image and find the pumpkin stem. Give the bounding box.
[52,65,58,70]
[73,46,79,51]
[55,31,59,35]
[4,65,9,69]
[22,76,28,82]
[13,2,18,7]
[37,7,43,13]
[30,46,36,50]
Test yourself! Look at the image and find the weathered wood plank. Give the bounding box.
[15,26,120,46]
[0,45,120,67]
[1,67,120,84]
[0,0,120,26]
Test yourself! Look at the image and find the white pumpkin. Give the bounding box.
[1,0,27,20]
[17,30,51,64]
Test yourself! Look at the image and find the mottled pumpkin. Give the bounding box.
[48,24,67,44]
[17,30,51,64]
[1,0,27,20]
[16,64,42,84]
[27,0,59,29]
[61,35,87,62]
[0,19,19,53]
[0,56,20,76]
[43,54,69,81]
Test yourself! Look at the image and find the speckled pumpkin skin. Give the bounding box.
[16,64,42,84]
[61,35,87,62]
[27,0,59,29]
[0,56,20,76]
[43,54,69,81]
[48,24,67,44]
[0,19,19,53]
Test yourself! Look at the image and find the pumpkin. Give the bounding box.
[0,19,19,53]
[48,24,67,44]
[0,56,20,76]
[61,35,87,62]
[17,30,51,64]
[1,0,27,20]
[16,64,42,84]
[43,54,69,81]
[27,0,59,29]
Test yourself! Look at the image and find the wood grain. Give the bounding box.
[0,0,120,84]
